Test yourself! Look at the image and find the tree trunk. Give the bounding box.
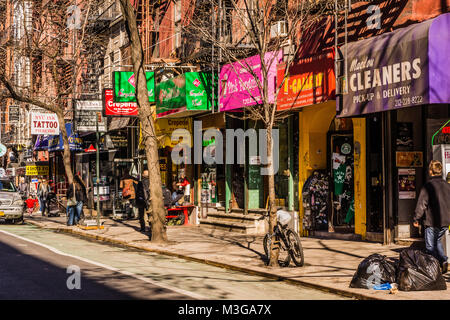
[119,0,167,243]
[266,126,279,267]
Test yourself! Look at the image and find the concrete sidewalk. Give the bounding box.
[24,214,450,300]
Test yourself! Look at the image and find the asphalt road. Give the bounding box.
[0,224,351,300]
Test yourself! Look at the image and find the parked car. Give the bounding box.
[0,178,24,224]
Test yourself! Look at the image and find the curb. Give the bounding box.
[25,219,381,300]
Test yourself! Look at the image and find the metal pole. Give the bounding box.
[96,113,101,228]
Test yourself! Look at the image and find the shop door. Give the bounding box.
[329,134,354,233]
[367,116,383,233]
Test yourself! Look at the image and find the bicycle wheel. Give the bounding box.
[263,233,291,267]
[286,229,304,267]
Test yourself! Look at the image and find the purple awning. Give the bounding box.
[338,13,450,117]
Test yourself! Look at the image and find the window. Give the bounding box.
[0,180,16,192]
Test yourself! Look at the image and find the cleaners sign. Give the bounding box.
[30,112,60,135]
[338,19,431,117]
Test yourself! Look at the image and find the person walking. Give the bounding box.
[37,179,51,216]
[66,174,87,226]
[413,160,450,274]
[36,177,43,213]
[18,177,28,197]
[135,170,150,233]
[120,172,137,218]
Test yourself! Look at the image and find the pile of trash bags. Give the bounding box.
[350,249,447,291]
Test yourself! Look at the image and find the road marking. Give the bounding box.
[0,228,206,300]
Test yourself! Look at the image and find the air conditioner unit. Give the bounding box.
[270,21,287,38]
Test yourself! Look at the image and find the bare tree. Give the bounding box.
[185,0,334,266]
[0,0,105,186]
[118,0,168,243]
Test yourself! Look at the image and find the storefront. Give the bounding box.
[155,71,217,204]
[337,13,450,243]
[219,51,282,212]
[154,117,193,199]
[193,112,226,208]
[277,51,341,237]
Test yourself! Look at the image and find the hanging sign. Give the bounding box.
[113,71,155,103]
[30,112,60,135]
[103,89,138,117]
[75,100,107,132]
[26,165,49,176]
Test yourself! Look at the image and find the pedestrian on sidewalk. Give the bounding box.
[18,177,28,197]
[66,174,87,226]
[37,179,51,216]
[25,195,38,216]
[120,172,137,218]
[135,170,150,233]
[413,160,450,274]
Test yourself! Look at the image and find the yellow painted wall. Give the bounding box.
[297,102,367,239]
[298,102,336,236]
[352,118,367,239]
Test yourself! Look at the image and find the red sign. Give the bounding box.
[103,89,138,116]
[443,127,450,134]
[277,52,336,111]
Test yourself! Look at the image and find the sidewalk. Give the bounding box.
[24,214,450,300]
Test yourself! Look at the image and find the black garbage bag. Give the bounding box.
[397,249,447,291]
[349,254,397,289]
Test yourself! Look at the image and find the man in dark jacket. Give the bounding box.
[136,170,150,232]
[414,160,450,273]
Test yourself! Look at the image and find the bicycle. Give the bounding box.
[263,210,304,267]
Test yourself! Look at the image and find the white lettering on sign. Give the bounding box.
[349,58,421,92]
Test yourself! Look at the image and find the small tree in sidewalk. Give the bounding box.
[118,0,168,243]
[185,0,334,266]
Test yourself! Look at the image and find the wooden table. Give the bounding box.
[166,205,195,226]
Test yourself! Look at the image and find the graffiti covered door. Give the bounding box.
[329,134,354,232]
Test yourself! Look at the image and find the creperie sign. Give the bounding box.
[104,89,138,116]
[30,112,60,135]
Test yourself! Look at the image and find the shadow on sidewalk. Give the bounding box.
[317,240,367,259]
[196,228,269,265]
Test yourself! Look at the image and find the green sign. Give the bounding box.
[113,71,155,102]
[156,72,217,118]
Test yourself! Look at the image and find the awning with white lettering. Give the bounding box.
[337,13,450,117]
